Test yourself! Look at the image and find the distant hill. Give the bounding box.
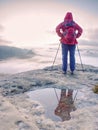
[0,45,35,60]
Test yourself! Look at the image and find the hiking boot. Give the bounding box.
[71,71,74,75]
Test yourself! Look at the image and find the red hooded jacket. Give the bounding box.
[56,12,83,44]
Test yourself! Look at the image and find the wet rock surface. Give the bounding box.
[0,64,98,130]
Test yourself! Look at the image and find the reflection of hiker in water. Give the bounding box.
[54,89,76,121]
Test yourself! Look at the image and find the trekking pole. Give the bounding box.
[73,90,78,102]
[77,45,84,72]
[51,43,61,69]
[54,88,59,102]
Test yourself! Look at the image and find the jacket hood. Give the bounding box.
[64,12,73,22]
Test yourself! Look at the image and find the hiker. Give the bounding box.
[54,89,76,121]
[56,12,83,74]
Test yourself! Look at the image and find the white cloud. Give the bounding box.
[0,37,12,45]
[0,24,12,45]
[84,28,98,42]
[0,24,4,31]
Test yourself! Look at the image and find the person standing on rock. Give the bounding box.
[56,12,83,74]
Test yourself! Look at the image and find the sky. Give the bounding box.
[0,0,98,48]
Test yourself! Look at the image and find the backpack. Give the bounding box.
[63,21,76,44]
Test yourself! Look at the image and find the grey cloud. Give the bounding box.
[0,45,35,60]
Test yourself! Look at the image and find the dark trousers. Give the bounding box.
[61,43,76,72]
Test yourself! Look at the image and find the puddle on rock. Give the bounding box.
[27,88,80,122]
